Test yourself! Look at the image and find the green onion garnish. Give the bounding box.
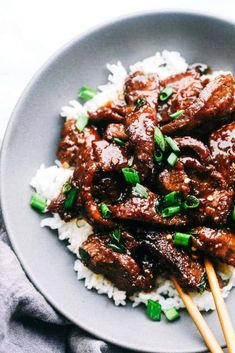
[173,232,191,247]
[110,228,122,243]
[79,248,90,261]
[132,183,148,199]
[62,182,72,194]
[128,155,134,167]
[146,299,162,321]
[182,195,200,209]
[112,137,126,146]
[108,243,127,254]
[163,191,181,207]
[197,276,207,293]
[231,206,235,221]
[159,87,174,102]
[169,109,185,120]
[165,136,180,153]
[162,206,181,218]
[154,127,166,152]
[99,203,112,218]
[78,86,97,101]
[167,152,178,167]
[154,150,163,163]
[30,193,47,213]
[135,97,147,110]
[122,168,140,184]
[64,188,77,209]
[76,114,89,132]
[165,307,180,321]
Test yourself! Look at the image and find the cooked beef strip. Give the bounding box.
[124,71,160,107]
[92,140,129,172]
[158,167,190,196]
[209,121,235,186]
[139,230,206,290]
[93,173,127,204]
[79,233,156,294]
[125,104,157,178]
[57,120,100,166]
[104,123,128,141]
[162,74,234,135]
[158,70,203,124]
[174,136,212,164]
[179,156,234,225]
[110,190,188,227]
[88,106,126,124]
[191,227,235,266]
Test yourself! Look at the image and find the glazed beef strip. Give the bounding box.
[110,190,189,227]
[158,70,204,124]
[79,233,156,294]
[162,74,235,135]
[191,227,235,266]
[104,123,128,141]
[209,121,235,187]
[124,71,160,107]
[139,230,206,291]
[125,104,157,178]
[57,119,100,167]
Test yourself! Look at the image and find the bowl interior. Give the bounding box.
[1,11,235,353]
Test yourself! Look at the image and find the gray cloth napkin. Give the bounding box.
[0,210,126,353]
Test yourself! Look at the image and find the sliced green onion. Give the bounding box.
[163,191,181,207]
[30,193,47,213]
[62,182,72,194]
[132,183,148,199]
[78,86,97,101]
[231,206,235,221]
[154,127,166,152]
[167,152,178,167]
[128,155,134,167]
[165,136,180,153]
[76,113,89,132]
[173,232,191,247]
[110,228,122,243]
[169,109,185,120]
[112,137,125,146]
[165,307,180,321]
[146,299,162,321]
[197,276,207,293]
[162,206,181,218]
[135,97,146,110]
[79,248,90,261]
[154,150,163,163]
[122,168,140,184]
[64,188,77,209]
[182,195,200,209]
[159,87,174,102]
[99,203,112,218]
[108,243,127,254]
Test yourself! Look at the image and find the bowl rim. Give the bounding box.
[1,9,235,353]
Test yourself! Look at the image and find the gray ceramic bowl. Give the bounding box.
[1,11,235,353]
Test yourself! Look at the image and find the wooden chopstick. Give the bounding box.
[204,258,235,353]
[171,276,223,353]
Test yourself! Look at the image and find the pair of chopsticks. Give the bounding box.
[171,259,235,353]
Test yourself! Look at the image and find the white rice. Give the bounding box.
[30,51,235,311]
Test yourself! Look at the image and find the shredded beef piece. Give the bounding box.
[124,71,160,107]
[191,227,235,266]
[209,121,235,186]
[140,231,206,291]
[162,74,234,134]
[80,233,156,294]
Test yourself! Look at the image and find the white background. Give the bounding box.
[1,0,235,140]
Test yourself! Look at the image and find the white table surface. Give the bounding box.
[1,1,234,351]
